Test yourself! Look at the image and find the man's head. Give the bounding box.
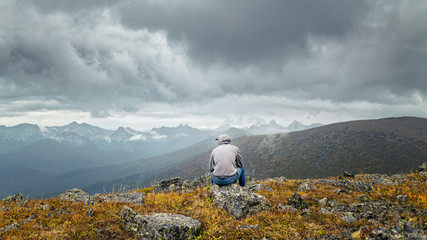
[216,134,231,145]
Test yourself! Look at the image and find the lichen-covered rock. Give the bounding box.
[0,223,20,234]
[288,193,308,210]
[58,188,90,202]
[277,204,298,212]
[190,172,211,188]
[118,206,201,240]
[418,162,427,172]
[296,182,317,192]
[357,194,370,202]
[210,184,267,219]
[370,221,427,240]
[151,177,182,193]
[2,193,23,203]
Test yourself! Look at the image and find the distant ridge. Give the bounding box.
[113,117,427,188]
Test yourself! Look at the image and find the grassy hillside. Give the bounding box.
[1,172,426,239]
[148,117,427,183]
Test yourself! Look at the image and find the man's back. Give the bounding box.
[210,144,241,178]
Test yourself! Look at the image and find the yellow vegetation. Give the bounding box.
[0,173,426,239]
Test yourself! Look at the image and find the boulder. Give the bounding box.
[151,177,182,194]
[58,188,90,202]
[343,171,355,178]
[288,193,308,210]
[2,193,23,203]
[118,206,201,240]
[418,162,427,172]
[296,183,316,192]
[210,184,267,219]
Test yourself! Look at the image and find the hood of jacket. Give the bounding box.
[216,134,231,145]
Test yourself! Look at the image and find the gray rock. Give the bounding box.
[0,223,20,233]
[58,188,90,202]
[210,184,268,219]
[370,221,427,240]
[318,198,340,207]
[119,206,201,240]
[296,183,316,192]
[301,209,312,216]
[2,193,23,203]
[86,208,95,217]
[277,204,298,212]
[333,188,352,195]
[23,215,37,223]
[288,193,308,210]
[395,194,408,202]
[238,224,260,230]
[190,172,211,188]
[357,194,371,202]
[341,212,356,223]
[39,204,50,210]
[151,177,182,193]
[418,162,427,172]
[343,171,355,178]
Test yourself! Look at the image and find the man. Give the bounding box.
[209,134,245,187]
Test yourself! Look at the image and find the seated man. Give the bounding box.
[209,134,245,187]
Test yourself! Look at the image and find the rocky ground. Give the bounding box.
[1,163,426,239]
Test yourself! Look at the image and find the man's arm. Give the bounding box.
[209,152,215,172]
[235,149,243,167]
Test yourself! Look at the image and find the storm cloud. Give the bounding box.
[0,0,426,129]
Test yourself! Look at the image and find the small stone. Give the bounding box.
[288,193,308,210]
[238,224,260,230]
[39,204,51,210]
[341,212,356,223]
[357,194,370,202]
[301,209,312,216]
[0,223,20,233]
[86,209,95,217]
[296,183,316,192]
[395,195,408,202]
[343,171,355,178]
[277,204,298,212]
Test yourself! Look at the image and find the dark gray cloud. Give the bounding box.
[115,0,367,67]
[0,0,426,128]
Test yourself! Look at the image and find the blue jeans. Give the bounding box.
[211,167,246,187]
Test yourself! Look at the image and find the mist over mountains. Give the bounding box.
[0,120,318,197]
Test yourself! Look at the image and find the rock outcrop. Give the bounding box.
[58,188,91,202]
[152,173,211,194]
[210,184,267,219]
[57,189,146,205]
[317,179,373,193]
[119,206,201,240]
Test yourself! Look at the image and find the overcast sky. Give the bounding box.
[1,0,426,130]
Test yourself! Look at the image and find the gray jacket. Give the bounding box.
[209,134,243,178]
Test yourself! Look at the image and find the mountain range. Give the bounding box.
[1,117,426,198]
[84,117,427,194]
[0,120,319,197]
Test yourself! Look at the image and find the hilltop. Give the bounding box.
[1,165,426,239]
